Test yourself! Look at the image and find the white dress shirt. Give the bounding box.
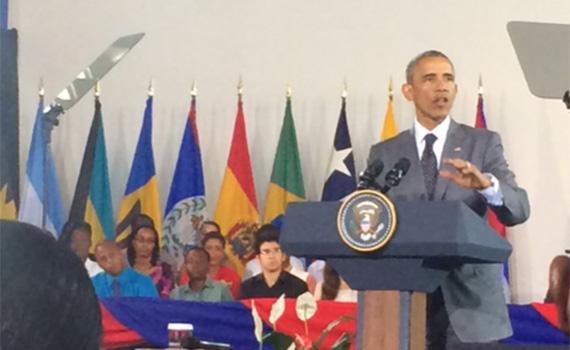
[413,116,503,206]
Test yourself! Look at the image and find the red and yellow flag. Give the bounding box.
[214,94,259,275]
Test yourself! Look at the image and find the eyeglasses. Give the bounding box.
[259,247,281,256]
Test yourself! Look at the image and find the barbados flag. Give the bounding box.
[322,96,356,201]
[215,95,259,274]
[69,97,114,248]
[116,96,162,242]
[18,95,65,236]
[263,95,305,226]
[163,93,207,266]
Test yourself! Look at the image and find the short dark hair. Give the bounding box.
[58,220,92,248]
[405,50,454,83]
[0,220,101,350]
[201,231,226,248]
[127,224,160,266]
[185,246,210,261]
[201,220,221,232]
[254,224,280,254]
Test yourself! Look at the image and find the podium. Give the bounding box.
[280,199,512,350]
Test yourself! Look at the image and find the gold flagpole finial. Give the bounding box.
[148,78,155,96]
[191,80,197,97]
[38,77,45,97]
[341,78,348,99]
[286,83,292,99]
[478,74,484,95]
[237,75,244,97]
[95,80,101,97]
[388,77,394,100]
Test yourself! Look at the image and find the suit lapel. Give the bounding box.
[434,120,466,200]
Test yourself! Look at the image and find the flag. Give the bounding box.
[68,96,114,248]
[321,96,356,201]
[116,96,162,243]
[380,78,397,140]
[474,78,510,301]
[214,95,259,274]
[263,95,305,226]
[0,29,19,219]
[163,92,207,266]
[18,95,65,236]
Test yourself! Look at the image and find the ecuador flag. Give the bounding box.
[214,94,259,274]
[263,95,305,226]
[116,96,162,243]
[380,78,397,141]
[69,97,114,248]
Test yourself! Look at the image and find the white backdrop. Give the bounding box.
[9,0,570,303]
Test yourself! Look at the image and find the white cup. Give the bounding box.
[167,323,193,347]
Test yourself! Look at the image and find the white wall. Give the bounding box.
[9,0,570,303]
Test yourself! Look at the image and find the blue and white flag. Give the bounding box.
[163,94,207,267]
[321,97,356,201]
[18,96,65,237]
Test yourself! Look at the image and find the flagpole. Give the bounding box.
[39,81,49,230]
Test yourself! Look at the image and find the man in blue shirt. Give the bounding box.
[91,240,158,298]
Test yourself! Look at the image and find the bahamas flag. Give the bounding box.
[322,96,356,201]
[380,78,397,141]
[215,95,259,274]
[116,96,162,243]
[69,97,114,247]
[163,92,207,266]
[263,95,305,226]
[18,95,65,236]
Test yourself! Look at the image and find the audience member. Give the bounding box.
[92,240,158,298]
[1,220,101,350]
[314,263,357,302]
[242,253,305,281]
[170,247,233,302]
[283,254,316,294]
[58,220,103,277]
[239,224,308,299]
[201,232,241,298]
[127,224,174,298]
[545,254,570,333]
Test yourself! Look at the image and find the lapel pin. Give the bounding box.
[454,147,462,152]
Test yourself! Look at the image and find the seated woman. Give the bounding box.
[179,232,241,298]
[58,220,103,277]
[314,263,357,302]
[127,224,174,298]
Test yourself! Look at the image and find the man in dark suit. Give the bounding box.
[367,50,530,349]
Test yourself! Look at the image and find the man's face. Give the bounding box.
[257,241,284,274]
[204,238,224,267]
[185,250,209,280]
[95,243,124,277]
[70,229,91,261]
[402,56,457,128]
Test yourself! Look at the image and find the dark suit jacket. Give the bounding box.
[367,119,530,342]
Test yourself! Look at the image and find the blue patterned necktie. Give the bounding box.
[421,134,438,200]
[111,278,122,298]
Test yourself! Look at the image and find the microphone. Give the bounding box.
[381,158,411,193]
[357,158,384,190]
[181,336,231,349]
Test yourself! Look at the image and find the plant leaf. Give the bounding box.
[295,292,317,321]
[251,300,264,343]
[313,315,354,349]
[269,294,286,328]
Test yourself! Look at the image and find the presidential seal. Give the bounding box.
[337,189,397,252]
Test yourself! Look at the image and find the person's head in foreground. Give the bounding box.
[0,220,101,350]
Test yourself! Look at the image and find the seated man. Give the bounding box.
[239,224,308,299]
[91,240,158,298]
[58,220,103,277]
[545,254,570,333]
[170,247,233,302]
